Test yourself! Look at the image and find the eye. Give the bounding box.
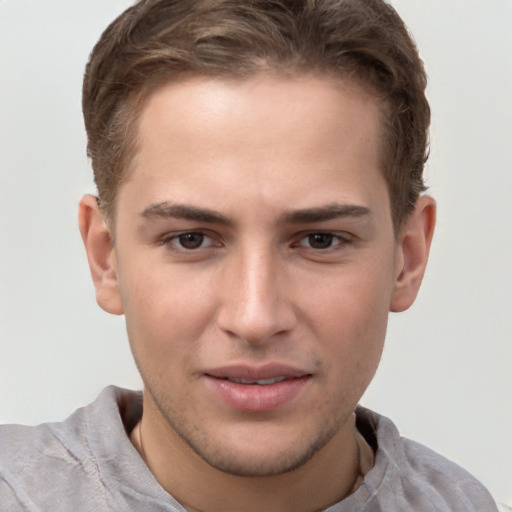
[161,231,218,251]
[297,232,349,250]
[176,232,208,249]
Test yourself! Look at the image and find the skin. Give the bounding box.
[79,75,435,511]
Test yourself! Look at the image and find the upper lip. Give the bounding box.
[205,363,312,381]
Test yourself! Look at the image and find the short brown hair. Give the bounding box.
[83,0,429,230]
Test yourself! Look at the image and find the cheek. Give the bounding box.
[312,282,388,410]
[297,261,392,377]
[300,258,393,332]
[117,262,217,364]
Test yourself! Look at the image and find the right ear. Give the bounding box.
[78,195,124,315]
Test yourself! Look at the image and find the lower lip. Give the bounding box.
[205,376,310,412]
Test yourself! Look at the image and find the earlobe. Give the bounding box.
[78,195,124,315]
[390,196,436,313]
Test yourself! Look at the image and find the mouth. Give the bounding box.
[220,376,289,385]
[205,363,311,381]
[204,364,312,412]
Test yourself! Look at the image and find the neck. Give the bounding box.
[130,395,374,512]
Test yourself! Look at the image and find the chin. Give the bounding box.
[189,440,322,478]
[176,415,346,478]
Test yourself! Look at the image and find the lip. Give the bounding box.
[205,363,310,381]
[204,363,312,412]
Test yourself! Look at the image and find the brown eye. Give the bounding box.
[307,233,335,249]
[296,232,352,251]
[177,232,205,249]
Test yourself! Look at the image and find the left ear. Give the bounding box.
[390,195,436,312]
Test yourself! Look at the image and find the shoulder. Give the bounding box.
[0,386,142,511]
[355,407,500,512]
[399,437,497,509]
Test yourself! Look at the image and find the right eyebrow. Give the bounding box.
[140,202,233,226]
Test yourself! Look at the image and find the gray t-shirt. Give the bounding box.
[0,386,499,511]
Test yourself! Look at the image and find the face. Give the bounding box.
[108,75,404,476]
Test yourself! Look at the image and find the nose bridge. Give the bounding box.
[217,240,294,343]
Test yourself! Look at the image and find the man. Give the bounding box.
[0,0,504,510]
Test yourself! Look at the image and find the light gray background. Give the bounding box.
[1,0,511,505]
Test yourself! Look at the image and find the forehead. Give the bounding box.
[137,73,382,148]
[118,74,389,221]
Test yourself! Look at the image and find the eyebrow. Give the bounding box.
[282,203,371,224]
[141,202,232,225]
[140,201,371,225]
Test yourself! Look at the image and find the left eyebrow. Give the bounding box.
[281,203,371,224]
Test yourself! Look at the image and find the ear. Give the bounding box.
[390,195,436,313]
[78,195,124,315]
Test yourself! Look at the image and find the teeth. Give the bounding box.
[227,376,288,385]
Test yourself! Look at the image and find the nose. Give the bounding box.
[217,246,297,345]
